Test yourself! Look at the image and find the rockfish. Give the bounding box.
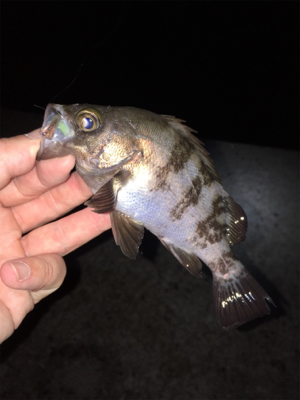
[38,103,273,329]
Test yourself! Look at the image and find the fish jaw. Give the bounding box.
[37,103,75,160]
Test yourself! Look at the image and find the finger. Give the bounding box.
[0,152,75,207]
[0,298,16,344]
[0,254,66,298]
[25,130,40,139]
[21,207,112,257]
[0,254,66,342]
[0,134,40,190]
[0,202,24,264]
[12,170,93,233]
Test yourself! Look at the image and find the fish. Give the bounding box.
[38,103,274,329]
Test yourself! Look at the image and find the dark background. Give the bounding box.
[1,2,298,148]
[1,3,299,400]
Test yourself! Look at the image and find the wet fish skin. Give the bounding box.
[38,103,274,329]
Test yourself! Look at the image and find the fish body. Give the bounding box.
[38,103,273,329]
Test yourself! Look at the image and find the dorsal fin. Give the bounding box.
[162,115,222,184]
[223,194,248,245]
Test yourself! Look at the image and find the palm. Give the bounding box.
[0,134,111,341]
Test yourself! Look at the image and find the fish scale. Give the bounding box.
[38,103,274,329]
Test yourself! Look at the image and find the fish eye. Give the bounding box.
[82,116,95,130]
[76,108,103,132]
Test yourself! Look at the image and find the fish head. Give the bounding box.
[38,104,140,178]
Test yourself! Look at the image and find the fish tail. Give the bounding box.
[213,264,274,329]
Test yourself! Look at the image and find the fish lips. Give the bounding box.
[37,103,75,160]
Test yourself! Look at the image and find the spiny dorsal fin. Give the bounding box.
[160,239,202,278]
[85,179,116,214]
[162,115,222,184]
[111,210,144,259]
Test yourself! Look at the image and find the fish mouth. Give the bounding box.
[37,104,75,160]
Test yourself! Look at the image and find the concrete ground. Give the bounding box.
[0,110,299,399]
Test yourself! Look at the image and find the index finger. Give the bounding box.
[0,133,41,189]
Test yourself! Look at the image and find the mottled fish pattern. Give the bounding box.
[38,104,273,329]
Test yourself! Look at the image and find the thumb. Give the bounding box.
[0,254,67,303]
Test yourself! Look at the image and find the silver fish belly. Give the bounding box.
[38,103,274,329]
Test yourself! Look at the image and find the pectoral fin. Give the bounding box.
[160,239,202,278]
[76,150,140,194]
[85,179,116,213]
[111,210,144,259]
[77,163,121,195]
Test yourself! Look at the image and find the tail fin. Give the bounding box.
[213,267,274,329]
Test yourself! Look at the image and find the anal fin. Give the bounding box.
[160,240,202,278]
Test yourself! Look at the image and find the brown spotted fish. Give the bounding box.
[38,103,273,329]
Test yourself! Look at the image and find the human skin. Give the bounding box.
[0,130,111,343]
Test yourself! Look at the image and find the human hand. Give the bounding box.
[0,131,111,343]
